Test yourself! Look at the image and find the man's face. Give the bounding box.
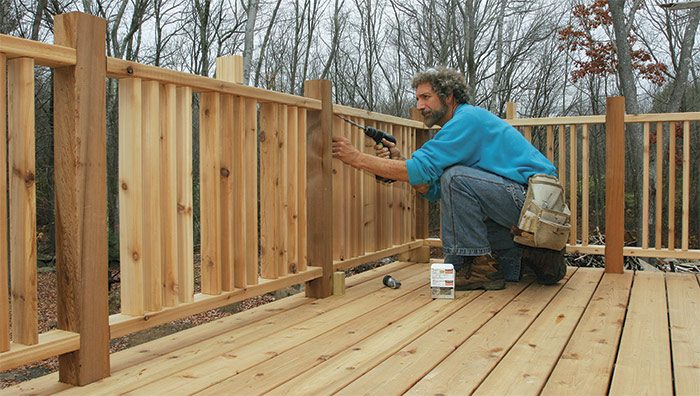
[415,83,449,127]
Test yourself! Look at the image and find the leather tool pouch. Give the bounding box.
[512,174,571,251]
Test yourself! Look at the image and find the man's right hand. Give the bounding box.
[374,139,402,160]
[413,184,429,194]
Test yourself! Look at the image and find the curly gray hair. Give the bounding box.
[411,67,470,104]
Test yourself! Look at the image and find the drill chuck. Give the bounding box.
[382,275,401,289]
[364,126,397,145]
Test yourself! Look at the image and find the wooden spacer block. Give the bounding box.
[333,271,346,296]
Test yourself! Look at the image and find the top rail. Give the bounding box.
[0,35,76,68]
[508,111,700,126]
[107,58,322,109]
[334,104,425,128]
[0,33,431,125]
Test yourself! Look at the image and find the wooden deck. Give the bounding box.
[5,260,700,395]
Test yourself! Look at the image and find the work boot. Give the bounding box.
[521,246,567,285]
[455,255,506,291]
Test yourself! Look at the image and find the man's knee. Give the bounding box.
[440,165,475,188]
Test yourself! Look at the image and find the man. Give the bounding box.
[331,67,566,290]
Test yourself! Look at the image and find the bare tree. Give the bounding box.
[0,0,19,34]
[242,0,259,84]
[253,0,282,86]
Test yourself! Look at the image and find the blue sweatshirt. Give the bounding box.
[406,104,556,202]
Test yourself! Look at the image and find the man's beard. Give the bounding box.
[422,101,448,127]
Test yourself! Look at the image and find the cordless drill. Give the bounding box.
[337,116,397,184]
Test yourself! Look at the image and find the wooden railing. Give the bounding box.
[0,12,429,384]
[505,98,700,269]
[2,11,698,389]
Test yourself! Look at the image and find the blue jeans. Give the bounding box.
[441,166,526,281]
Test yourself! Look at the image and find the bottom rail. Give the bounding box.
[332,240,426,272]
[109,267,323,339]
[0,330,80,372]
[424,239,700,261]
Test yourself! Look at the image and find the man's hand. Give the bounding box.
[374,138,403,160]
[332,136,363,167]
[413,184,429,194]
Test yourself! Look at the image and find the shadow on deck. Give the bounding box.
[6,261,700,395]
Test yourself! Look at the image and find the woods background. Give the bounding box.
[1,0,699,263]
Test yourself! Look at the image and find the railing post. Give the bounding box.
[304,80,333,298]
[506,101,516,119]
[409,108,431,262]
[605,96,625,273]
[53,12,110,384]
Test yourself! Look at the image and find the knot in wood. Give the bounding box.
[24,171,35,185]
[127,66,134,75]
[220,168,230,177]
[121,182,128,191]
[260,131,267,142]
[132,251,140,261]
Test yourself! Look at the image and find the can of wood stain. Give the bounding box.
[430,263,455,299]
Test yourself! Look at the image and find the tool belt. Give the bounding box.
[512,174,571,251]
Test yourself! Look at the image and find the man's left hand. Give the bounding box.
[332,136,363,167]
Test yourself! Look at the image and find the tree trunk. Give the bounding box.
[666,9,700,112]
[31,0,47,40]
[242,0,259,84]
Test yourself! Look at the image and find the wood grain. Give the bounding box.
[298,108,308,271]
[609,272,672,395]
[8,57,37,346]
[199,92,222,294]
[118,78,145,315]
[604,97,625,273]
[141,80,163,311]
[176,87,194,303]
[53,12,110,384]
[304,80,334,298]
[666,273,700,395]
[0,53,8,353]
[260,103,280,279]
[160,84,178,307]
[244,98,259,285]
[642,122,650,249]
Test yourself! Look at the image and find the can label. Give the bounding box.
[430,263,455,299]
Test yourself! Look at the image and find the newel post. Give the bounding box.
[605,96,625,273]
[506,101,517,120]
[304,80,334,298]
[53,12,110,384]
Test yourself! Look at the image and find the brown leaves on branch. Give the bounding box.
[559,0,667,85]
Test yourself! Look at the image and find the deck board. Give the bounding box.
[666,273,700,395]
[265,290,481,395]
[609,271,673,396]
[336,277,532,396]
[541,272,633,395]
[69,264,428,395]
[473,267,603,395]
[405,267,577,395]
[195,286,440,395]
[4,263,700,396]
[143,274,435,395]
